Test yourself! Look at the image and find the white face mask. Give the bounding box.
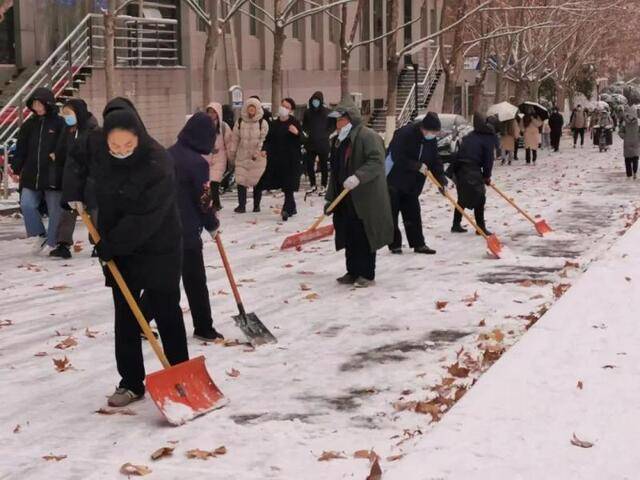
[337,122,352,142]
[278,106,290,119]
[110,150,134,160]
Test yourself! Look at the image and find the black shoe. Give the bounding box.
[476,229,493,236]
[253,205,261,213]
[282,211,289,221]
[414,245,436,254]
[49,244,71,259]
[194,328,224,342]
[451,224,467,233]
[336,273,356,285]
[508,160,512,165]
[234,205,246,213]
[389,247,403,254]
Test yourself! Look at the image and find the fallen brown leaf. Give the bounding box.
[318,451,347,461]
[367,458,382,480]
[570,433,594,448]
[54,336,77,350]
[304,293,320,301]
[213,446,227,456]
[42,454,67,462]
[226,368,240,378]
[463,291,479,305]
[577,381,583,390]
[120,463,151,475]
[13,424,20,433]
[553,283,571,299]
[415,401,441,421]
[387,454,404,462]
[353,449,379,462]
[0,319,13,328]
[454,386,467,402]
[299,283,311,291]
[34,352,48,357]
[186,449,213,460]
[602,364,617,369]
[53,357,72,372]
[392,401,417,412]
[478,319,486,327]
[564,261,579,269]
[85,328,99,338]
[150,446,175,460]
[435,301,448,311]
[625,276,632,282]
[447,362,470,378]
[491,329,505,342]
[49,285,71,291]
[94,408,137,416]
[213,338,244,347]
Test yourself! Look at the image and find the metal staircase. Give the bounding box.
[368,50,443,134]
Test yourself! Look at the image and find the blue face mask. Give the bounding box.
[424,134,436,141]
[312,99,321,108]
[63,115,77,127]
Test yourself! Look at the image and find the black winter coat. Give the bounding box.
[260,116,303,191]
[168,112,218,251]
[387,123,446,195]
[10,87,65,191]
[302,91,332,155]
[549,112,564,133]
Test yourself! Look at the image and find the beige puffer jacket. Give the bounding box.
[228,98,269,187]
[524,116,543,150]
[206,102,233,183]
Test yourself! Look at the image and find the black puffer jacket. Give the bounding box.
[10,87,65,190]
[94,98,183,292]
[260,115,303,192]
[302,91,332,155]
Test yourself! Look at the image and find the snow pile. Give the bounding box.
[160,400,195,426]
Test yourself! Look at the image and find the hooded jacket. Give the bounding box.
[523,114,543,150]
[549,110,564,133]
[169,112,218,250]
[325,98,393,252]
[228,97,269,187]
[570,108,587,129]
[93,98,183,292]
[260,112,303,192]
[206,102,233,183]
[11,87,65,191]
[302,91,332,155]
[619,107,640,158]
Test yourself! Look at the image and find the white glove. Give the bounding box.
[69,201,84,213]
[343,175,360,191]
[419,164,429,175]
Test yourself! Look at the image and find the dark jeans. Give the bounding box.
[345,213,376,280]
[56,208,77,246]
[305,149,329,187]
[625,157,639,177]
[526,148,537,164]
[573,128,585,146]
[113,287,189,395]
[550,130,561,151]
[237,185,262,209]
[389,186,425,249]
[453,201,488,234]
[182,247,214,332]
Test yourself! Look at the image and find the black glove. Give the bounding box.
[95,240,114,262]
[484,177,492,186]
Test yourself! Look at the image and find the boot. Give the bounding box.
[414,245,436,254]
[211,181,222,211]
[50,243,72,259]
[451,224,467,233]
[336,273,357,285]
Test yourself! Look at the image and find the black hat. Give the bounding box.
[421,112,441,131]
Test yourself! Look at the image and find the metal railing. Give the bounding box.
[0,13,179,197]
[397,47,441,127]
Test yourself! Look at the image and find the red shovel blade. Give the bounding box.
[146,356,227,426]
[535,219,552,236]
[280,224,335,250]
[486,234,503,259]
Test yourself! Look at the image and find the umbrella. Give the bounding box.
[519,101,549,120]
[487,101,519,121]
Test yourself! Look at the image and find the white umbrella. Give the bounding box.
[519,101,549,120]
[594,100,609,111]
[487,101,519,121]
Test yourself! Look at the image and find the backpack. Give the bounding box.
[237,117,266,130]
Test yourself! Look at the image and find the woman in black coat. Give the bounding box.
[259,97,302,221]
[70,98,189,408]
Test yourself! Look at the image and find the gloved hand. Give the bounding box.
[484,177,492,186]
[207,228,219,240]
[419,164,429,176]
[205,215,220,240]
[69,201,84,213]
[95,240,114,262]
[343,175,360,191]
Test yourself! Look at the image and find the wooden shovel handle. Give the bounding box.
[78,209,171,369]
[425,171,488,239]
[214,233,244,307]
[489,183,537,225]
[308,188,349,231]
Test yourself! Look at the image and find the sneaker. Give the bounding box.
[318,186,327,196]
[41,244,55,256]
[306,186,318,194]
[107,387,143,407]
[49,244,72,259]
[414,245,436,254]
[354,277,375,288]
[234,205,246,214]
[194,328,224,342]
[389,247,403,254]
[336,273,356,285]
[31,235,47,253]
[451,224,468,233]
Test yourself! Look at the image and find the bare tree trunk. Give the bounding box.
[528,79,540,102]
[472,68,488,113]
[514,80,528,105]
[271,26,285,108]
[494,71,504,104]
[202,0,219,107]
[340,49,351,99]
[556,82,566,110]
[104,0,117,101]
[442,67,458,113]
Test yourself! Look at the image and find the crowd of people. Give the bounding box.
[7,85,636,407]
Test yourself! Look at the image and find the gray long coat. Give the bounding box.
[619,108,640,158]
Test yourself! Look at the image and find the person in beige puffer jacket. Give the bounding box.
[228,97,269,213]
[205,102,232,210]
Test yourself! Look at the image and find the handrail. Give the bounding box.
[397,47,441,127]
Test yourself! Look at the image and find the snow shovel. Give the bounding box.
[215,233,277,346]
[426,171,503,259]
[78,209,225,426]
[489,183,552,236]
[280,189,349,250]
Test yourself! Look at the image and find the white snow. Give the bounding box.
[0,136,639,479]
[160,400,195,426]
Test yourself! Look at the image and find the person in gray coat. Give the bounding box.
[619,107,640,179]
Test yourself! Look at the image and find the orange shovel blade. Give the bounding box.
[280,224,335,250]
[535,219,552,236]
[145,356,227,426]
[486,234,502,259]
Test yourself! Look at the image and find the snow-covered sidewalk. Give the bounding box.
[387,218,640,480]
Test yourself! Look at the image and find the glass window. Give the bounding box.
[196,0,207,32]
[311,0,322,42]
[328,5,340,44]
[291,1,303,41]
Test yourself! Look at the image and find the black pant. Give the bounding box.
[526,148,537,164]
[388,187,425,249]
[282,190,296,215]
[345,213,376,280]
[514,139,520,160]
[305,149,329,187]
[182,247,214,332]
[550,130,561,151]
[573,128,585,146]
[209,181,222,210]
[625,157,639,177]
[113,287,188,395]
[453,201,488,234]
[237,185,261,209]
